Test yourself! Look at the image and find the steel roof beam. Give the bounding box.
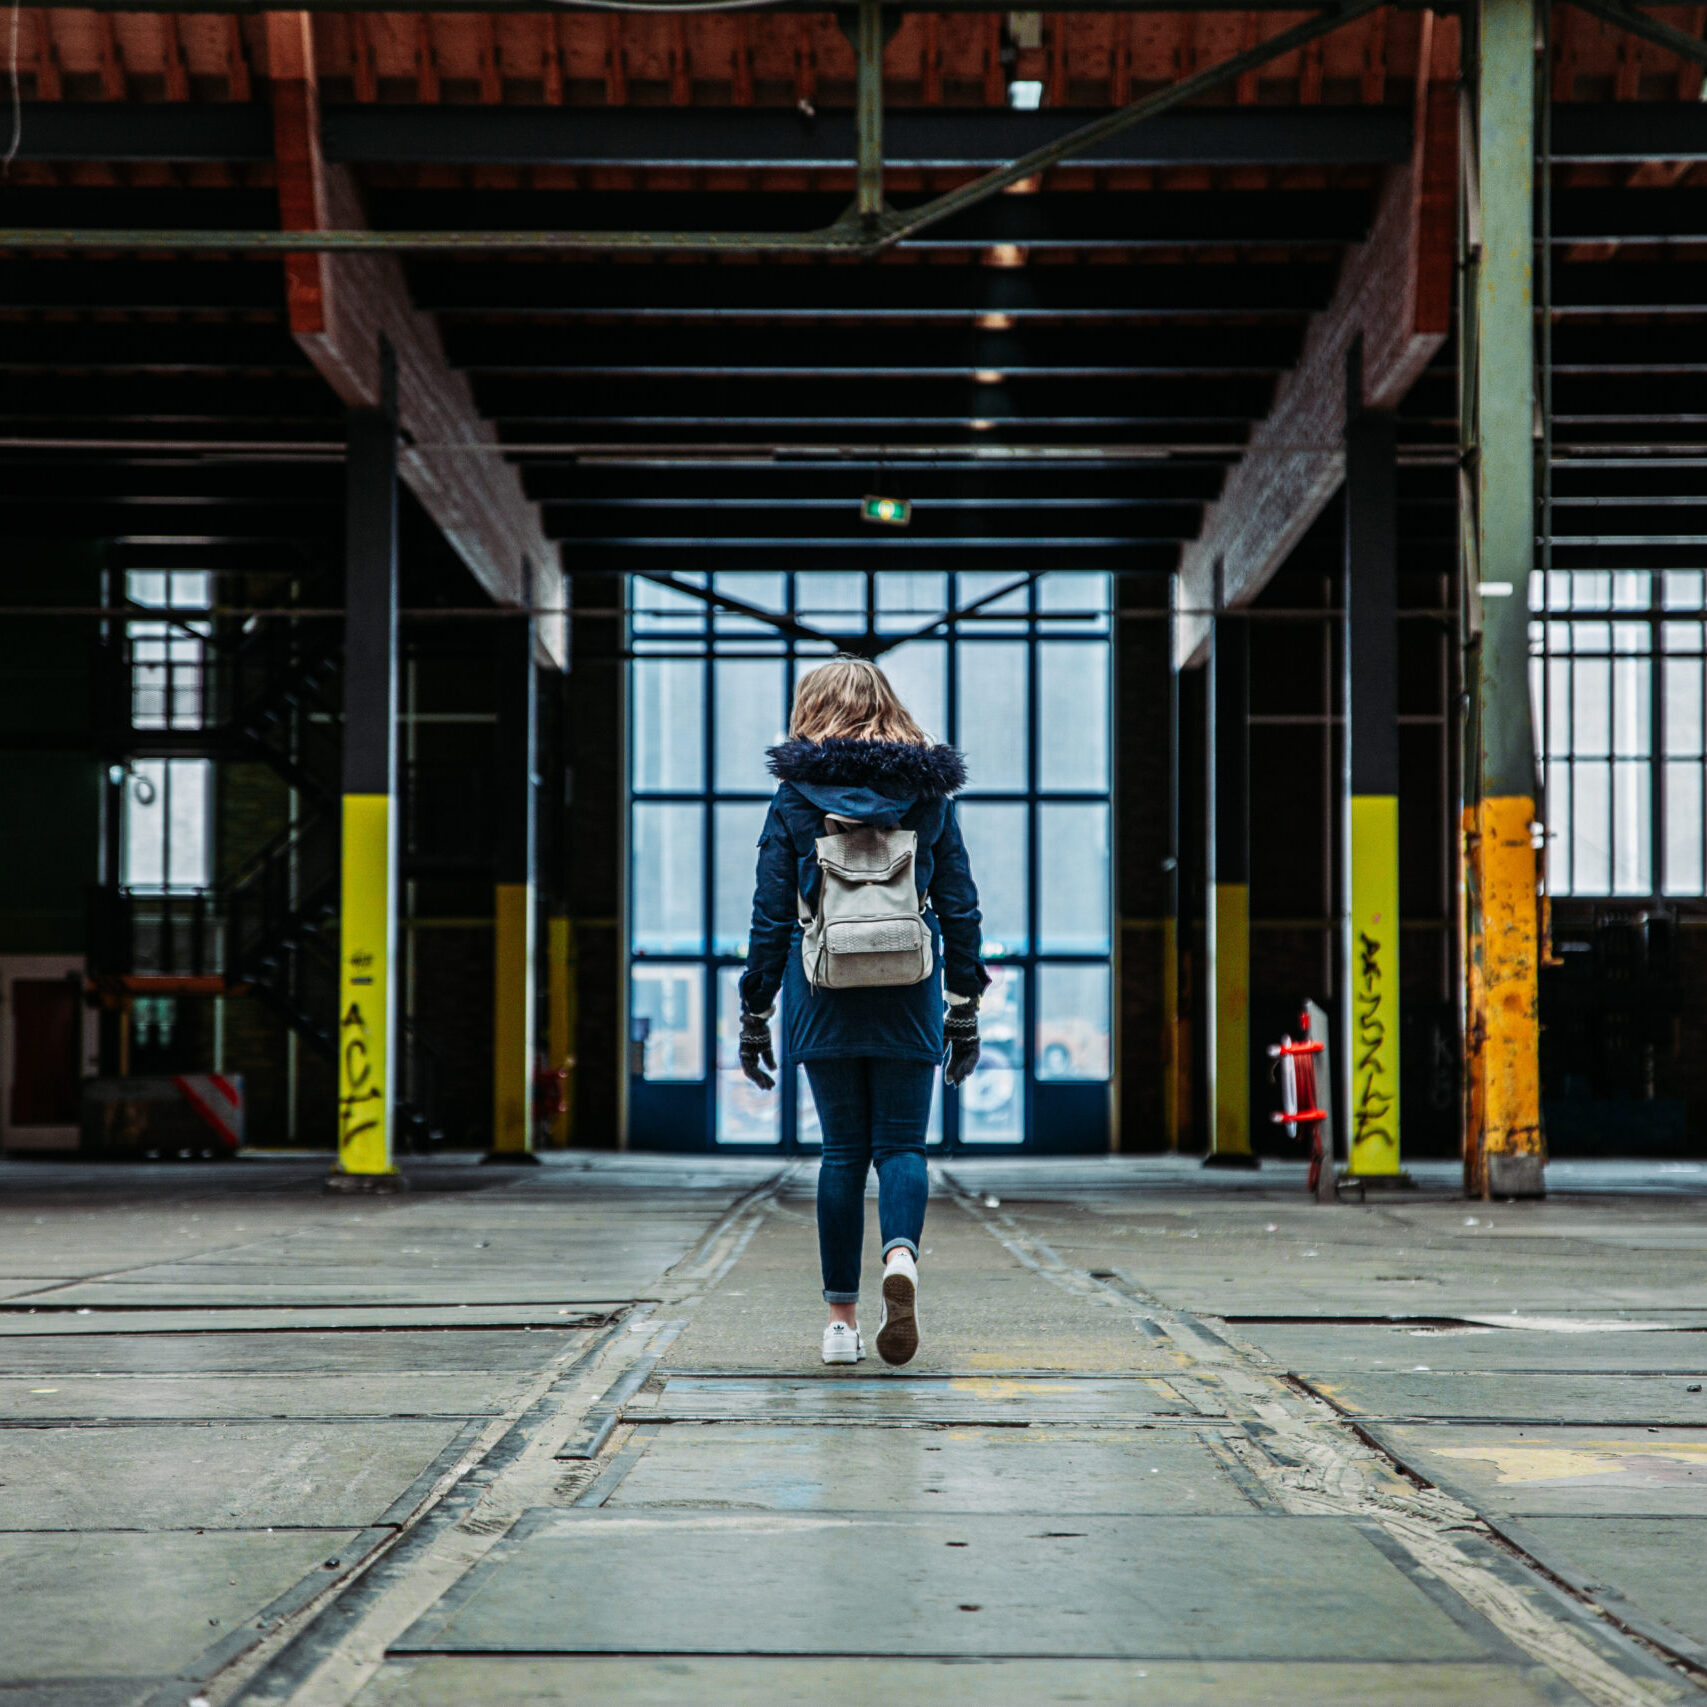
[1,1,1396,254]
[12,101,1707,171]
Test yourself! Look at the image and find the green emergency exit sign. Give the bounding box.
[861,495,911,527]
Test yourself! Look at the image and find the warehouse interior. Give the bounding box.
[13,3,1707,1702]
[1,0,1705,1188]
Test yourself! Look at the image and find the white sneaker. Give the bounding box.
[876,1250,920,1367]
[822,1321,865,1365]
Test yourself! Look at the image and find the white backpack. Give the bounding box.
[798,820,934,990]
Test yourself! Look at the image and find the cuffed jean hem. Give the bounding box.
[881,1237,919,1259]
[823,1289,861,1305]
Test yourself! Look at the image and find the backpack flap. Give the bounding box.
[814,831,914,884]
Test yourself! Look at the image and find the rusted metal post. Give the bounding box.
[1462,0,1546,1199]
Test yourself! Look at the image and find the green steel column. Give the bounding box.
[1343,354,1407,1183]
[1205,600,1256,1168]
[854,0,886,226]
[1464,0,1546,1199]
[332,341,401,1188]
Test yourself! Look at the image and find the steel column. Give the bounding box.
[490,614,538,1160]
[1463,0,1546,1199]
[567,570,627,1149]
[854,0,887,226]
[1164,572,1184,1150]
[1205,596,1255,1167]
[332,341,400,1186]
[1343,356,1406,1182]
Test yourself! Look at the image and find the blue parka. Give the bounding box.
[739,737,990,1065]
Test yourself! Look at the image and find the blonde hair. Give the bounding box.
[789,655,932,746]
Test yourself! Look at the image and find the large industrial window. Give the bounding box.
[122,572,212,893]
[1531,569,1707,898]
[628,570,1113,1151]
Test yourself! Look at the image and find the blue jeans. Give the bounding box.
[806,1057,935,1304]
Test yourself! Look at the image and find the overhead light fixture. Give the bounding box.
[973,369,1005,385]
[969,419,996,432]
[861,494,911,527]
[983,244,1027,269]
[1007,79,1043,109]
[976,312,1015,331]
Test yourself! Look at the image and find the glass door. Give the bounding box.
[628,570,1112,1152]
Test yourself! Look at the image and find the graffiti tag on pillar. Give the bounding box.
[1354,929,1396,1151]
[339,997,382,1151]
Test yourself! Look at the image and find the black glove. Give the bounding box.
[738,1009,776,1091]
[943,1001,980,1088]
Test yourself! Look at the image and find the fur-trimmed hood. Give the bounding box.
[767,737,967,828]
[767,738,967,798]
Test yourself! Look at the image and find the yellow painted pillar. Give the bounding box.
[331,348,402,1188]
[1343,379,1407,1182]
[338,794,395,1176]
[490,616,538,1160]
[1347,796,1402,1174]
[1205,605,1256,1167]
[546,913,574,1146]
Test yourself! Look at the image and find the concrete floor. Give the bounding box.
[3,1154,1707,1705]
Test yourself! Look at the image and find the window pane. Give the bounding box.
[633,658,705,793]
[126,571,168,608]
[713,802,769,956]
[958,642,1028,792]
[632,803,704,953]
[1572,659,1610,758]
[166,761,210,889]
[122,760,168,888]
[123,760,209,890]
[1040,803,1110,953]
[1665,762,1704,895]
[1612,760,1651,895]
[713,572,787,638]
[956,569,1029,618]
[716,967,779,1143]
[957,802,1028,955]
[1545,761,1571,894]
[632,963,706,1080]
[1666,658,1703,758]
[1572,572,1611,611]
[633,572,707,637]
[1036,963,1110,1081]
[1545,658,1571,760]
[876,570,947,634]
[1039,642,1107,792]
[715,659,785,793]
[959,965,1023,1143]
[1039,571,1110,632]
[1664,571,1705,611]
[1611,571,1650,611]
[880,640,946,744]
[797,572,867,637]
[1612,658,1650,757]
[1571,762,1611,895]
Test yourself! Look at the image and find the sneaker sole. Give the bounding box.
[877,1271,919,1366]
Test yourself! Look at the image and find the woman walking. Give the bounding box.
[738,656,988,1367]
